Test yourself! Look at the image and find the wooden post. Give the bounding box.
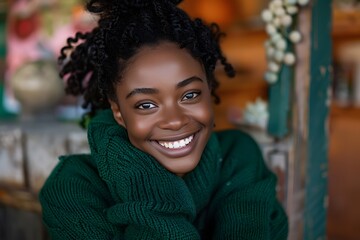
[287,3,312,240]
[303,0,332,239]
[288,1,332,239]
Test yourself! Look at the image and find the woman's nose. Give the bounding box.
[158,106,190,130]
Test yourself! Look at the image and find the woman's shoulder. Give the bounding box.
[39,154,118,238]
[39,154,113,207]
[214,129,261,157]
[44,154,98,182]
[212,129,269,182]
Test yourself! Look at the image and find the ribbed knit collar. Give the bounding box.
[87,109,221,213]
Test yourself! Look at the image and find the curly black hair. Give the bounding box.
[59,0,235,123]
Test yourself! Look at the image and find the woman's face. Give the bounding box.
[109,42,214,176]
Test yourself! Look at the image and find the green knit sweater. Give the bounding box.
[39,109,288,239]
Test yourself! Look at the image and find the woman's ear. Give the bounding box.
[109,100,126,128]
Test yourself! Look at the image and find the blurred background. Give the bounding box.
[0,0,359,239]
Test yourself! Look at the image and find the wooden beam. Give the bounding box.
[287,4,312,239]
[303,0,332,239]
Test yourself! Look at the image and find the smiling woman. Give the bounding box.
[109,42,213,176]
[39,0,288,239]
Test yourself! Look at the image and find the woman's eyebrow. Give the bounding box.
[177,76,203,88]
[126,88,159,99]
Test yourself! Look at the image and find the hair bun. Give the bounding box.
[124,0,183,8]
[124,0,151,8]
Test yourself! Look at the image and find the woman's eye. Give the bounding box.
[182,92,200,101]
[137,102,156,110]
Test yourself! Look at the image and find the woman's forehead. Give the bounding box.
[121,42,204,80]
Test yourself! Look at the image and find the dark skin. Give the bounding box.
[109,41,214,176]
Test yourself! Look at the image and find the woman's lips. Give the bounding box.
[150,132,199,158]
[157,135,194,149]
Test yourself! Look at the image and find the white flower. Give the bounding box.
[281,14,293,27]
[276,38,287,50]
[272,0,283,8]
[286,5,299,14]
[269,61,281,72]
[274,7,286,17]
[284,52,296,65]
[289,31,302,43]
[274,50,285,62]
[271,33,282,43]
[261,9,273,22]
[297,0,310,6]
[273,17,281,27]
[266,24,277,35]
[266,46,276,58]
[243,98,269,129]
[265,71,278,84]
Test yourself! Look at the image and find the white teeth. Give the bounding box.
[158,135,194,149]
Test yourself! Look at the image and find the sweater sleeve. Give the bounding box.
[210,130,288,240]
[104,175,200,239]
[100,149,200,239]
[85,114,201,239]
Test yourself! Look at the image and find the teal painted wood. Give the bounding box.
[267,23,297,139]
[0,11,5,58]
[0,6,15,119]
[304,0,332,239]
[267,64,294,138]
[267,12,298,139]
